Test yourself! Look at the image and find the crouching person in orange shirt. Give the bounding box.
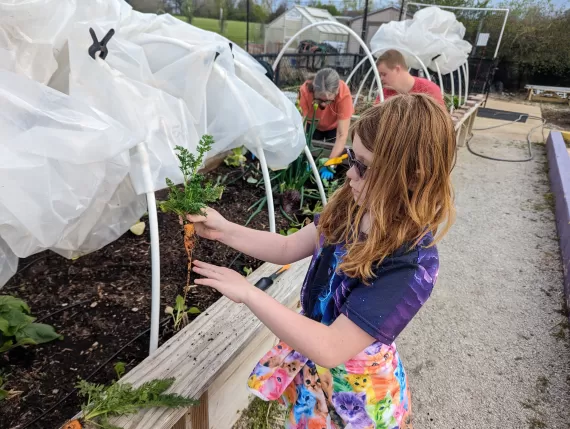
[298,68,354,160]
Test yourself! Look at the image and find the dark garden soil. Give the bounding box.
[0,164,290,429]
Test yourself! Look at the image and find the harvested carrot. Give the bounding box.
[183,223,195,289]
[61,420,82,429]
[159,136,223,297]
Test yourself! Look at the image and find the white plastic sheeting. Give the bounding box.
[0,0,76,84]
[0,0,306,287]
[0,70,145,259]
[370,6,472,74]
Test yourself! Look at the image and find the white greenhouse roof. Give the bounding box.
[289,6,349,35]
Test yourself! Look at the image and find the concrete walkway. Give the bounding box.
[398,101,570,428]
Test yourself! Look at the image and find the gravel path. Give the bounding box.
[398,136,570,429]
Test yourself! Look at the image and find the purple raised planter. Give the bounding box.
[546,130,570,317]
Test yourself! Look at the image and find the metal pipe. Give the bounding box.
[406,2,509,11]
[494,9,510,59]
[457,67,462,106]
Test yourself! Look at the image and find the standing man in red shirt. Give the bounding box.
[375,49,445,106]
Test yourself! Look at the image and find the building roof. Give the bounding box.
[288,6,349,35]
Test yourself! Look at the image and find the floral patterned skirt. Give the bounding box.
[247,341,413,429]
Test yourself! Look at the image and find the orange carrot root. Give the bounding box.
[61,420,82,429]
[183,223,196,290]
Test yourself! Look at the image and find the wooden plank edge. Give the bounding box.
[208,302,300,429]
[82,258,311,429]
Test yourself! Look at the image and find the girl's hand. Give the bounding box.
[185,207,231,241]
[192,260,254,304]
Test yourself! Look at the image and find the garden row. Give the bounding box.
[0,130,343,429]
[1,92,483,429]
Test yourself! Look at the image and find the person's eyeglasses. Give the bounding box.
[313,98,334,105]
[346,147,369,178]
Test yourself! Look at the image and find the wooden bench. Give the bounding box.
[526,84,570,105]
[70,258,311,429]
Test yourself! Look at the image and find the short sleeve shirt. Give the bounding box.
[299,80,354,131]
[301,215,439,345]
[376,76,445,107]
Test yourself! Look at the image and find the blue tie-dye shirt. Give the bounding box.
[248,215,438,428]
[300,215,439,345]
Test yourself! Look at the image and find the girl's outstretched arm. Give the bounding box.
[187,208,316,265]
[192,260,375,368]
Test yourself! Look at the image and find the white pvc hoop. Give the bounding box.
[273,21,384,102]
[132,36,279,352]
[450,68,455,113]
[136,142,161,354]
[355,66,374,106]
[368,71,377,101]
[271,21,382,208]
[135,36,276,233]
[93,56,161,354]
[462,61,469,103]
[433,61,444,96]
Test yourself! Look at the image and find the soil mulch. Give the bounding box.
[0,164,289,429]
[541,103,570,130]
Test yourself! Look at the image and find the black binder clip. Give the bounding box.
[88,28,115,60]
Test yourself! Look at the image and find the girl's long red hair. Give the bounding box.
[318,93,456,281]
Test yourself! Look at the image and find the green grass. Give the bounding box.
[174,16,263,47]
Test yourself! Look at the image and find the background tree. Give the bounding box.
[309,1,341,15]
[497,0,570,86]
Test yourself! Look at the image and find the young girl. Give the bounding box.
[189,93,456,429]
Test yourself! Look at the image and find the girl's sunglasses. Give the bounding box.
[346,147,369,178]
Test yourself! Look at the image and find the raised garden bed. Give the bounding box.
[0,161,290,429]
[0,138,344,429]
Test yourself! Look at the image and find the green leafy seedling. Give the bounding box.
[69,377,196,429]
[224,146,248,168]
[114,362,126,380]
[165,295,202,332]
[0,376,22,402]
[0,295,61,354]
[159,136,223,298]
